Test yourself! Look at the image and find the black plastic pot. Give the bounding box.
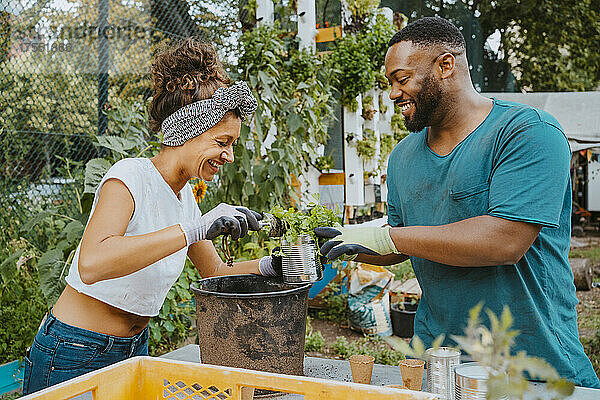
[190,275,311,376]
[390,302,417,338]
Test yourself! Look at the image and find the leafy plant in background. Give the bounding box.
[354,129,377,162]
[305,316,326,353]
[203,21,336,217]
[310,290,349,325]
[329,11,395,108]
[361,95,376,120]
[332,336,404,366]
[329,34,374,109]
[314,154,335,173]
[0,243,46,363]
[451,304,574,400]
[374,69,389,91]
[391,104,410,142]
[393,304,575,400]
[342,0,381,34]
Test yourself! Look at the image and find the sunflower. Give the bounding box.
[192,179,208,204]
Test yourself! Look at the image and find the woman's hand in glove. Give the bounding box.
[313,226,399,262]
[180,203,263,245]
[259,247,283,277]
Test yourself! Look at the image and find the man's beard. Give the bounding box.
[404,74,442,133]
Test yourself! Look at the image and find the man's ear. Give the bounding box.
[437,52,456,79]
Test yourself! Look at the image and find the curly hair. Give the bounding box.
[149,38,233,134]
[388,17,466,52]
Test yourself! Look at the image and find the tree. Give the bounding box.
[381,0,600,92]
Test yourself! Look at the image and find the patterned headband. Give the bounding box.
[161,81,258,146]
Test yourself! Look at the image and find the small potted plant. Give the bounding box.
[314,154,335,173]
[270,196,341,284]
[390,292,420,338]
[361,95,376,120]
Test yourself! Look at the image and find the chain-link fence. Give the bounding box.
[0,0,248,232]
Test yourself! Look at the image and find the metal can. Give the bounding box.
[426,347,461,400]
[454,362,507,400]
[281,234,322,284]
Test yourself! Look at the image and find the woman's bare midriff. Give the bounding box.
[52,284,150,337]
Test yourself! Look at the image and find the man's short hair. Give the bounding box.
[388,17,466,51]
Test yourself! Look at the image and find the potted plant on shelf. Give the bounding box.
[314,154,335,173]
[390,278,421,338]
[361,95,376,120]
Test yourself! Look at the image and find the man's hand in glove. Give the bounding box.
[180,203,263,246]
[314,226,400,262]
[258,247,283,277]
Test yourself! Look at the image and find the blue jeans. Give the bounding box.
[22,312,149,395]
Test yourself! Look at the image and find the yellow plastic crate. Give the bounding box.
[21,356,438,400]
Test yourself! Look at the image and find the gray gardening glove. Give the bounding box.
[258,247,283,277]
[180,203,262,245]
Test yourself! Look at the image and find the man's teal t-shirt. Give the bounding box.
[386,99,599,388]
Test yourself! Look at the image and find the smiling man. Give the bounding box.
[315,17,599,387]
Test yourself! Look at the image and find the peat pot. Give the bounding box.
[190,275,311,375]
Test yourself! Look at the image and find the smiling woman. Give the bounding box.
[21,38,286,396]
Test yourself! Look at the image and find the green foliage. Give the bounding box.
[329,34,374,107]
[354,129,377,162]
[0,11,9,64]
[305,317,325,353]
[406,1,600,91]
[450,303,575,400]
[374,69,389,91]
[203,22,335,215]
[379,134,395,162]
[391,104,409,142]
[361,95,375,120]
[329,12,395,107]
[314,154,335,172]
[484,1,600,91]
[343,0,381,34]
[0,243,46,363]
[0,61,96,182]
[311,292,349,325]
[270,195,341,243]
[332,336,405,365]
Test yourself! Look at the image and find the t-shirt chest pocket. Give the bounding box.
[448,181,490,222]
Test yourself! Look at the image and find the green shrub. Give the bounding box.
[0,245,46,363]
[332,336,404,366]
[311,292,348,325]
[305,317,325,353]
